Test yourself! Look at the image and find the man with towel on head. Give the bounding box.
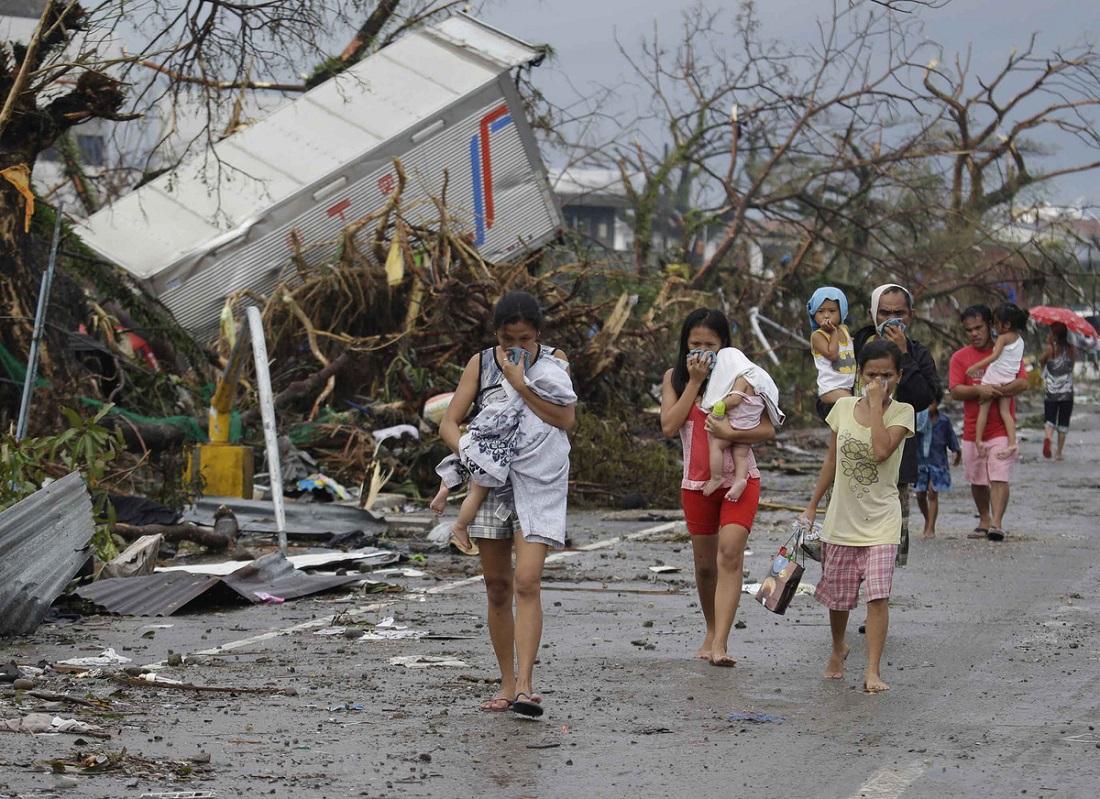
[852,284,941,566]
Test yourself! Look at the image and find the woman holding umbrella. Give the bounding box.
[1039,322,1076,460]
[1030,306,1097,460]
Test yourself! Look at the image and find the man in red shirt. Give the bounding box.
[948,305,1029,541]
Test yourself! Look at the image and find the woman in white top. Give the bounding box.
[965,302,1030,458]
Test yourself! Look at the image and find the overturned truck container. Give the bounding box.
[78,14,562,338]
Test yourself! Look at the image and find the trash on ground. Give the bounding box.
[371,424,420,446]
[370,567,428,578]
[0,472,94,635]
[254,592,285,604]
[0,713,112,738]
[389,655,469,669]
[297,473,351,501]
[56,648,132,668]
[101,534,162,579]
[113,673,298,696]
[742,582,762,596]
[361,617,427,641]
[328,702,365,712]
[727,710,785,724]
[648,565,680,574]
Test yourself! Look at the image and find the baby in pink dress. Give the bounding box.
[701,348,784,501]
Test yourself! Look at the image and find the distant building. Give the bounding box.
[551,167,635,252]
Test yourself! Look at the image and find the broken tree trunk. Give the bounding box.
[111,522,230,551]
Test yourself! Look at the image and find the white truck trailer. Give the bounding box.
[78,14,562,337]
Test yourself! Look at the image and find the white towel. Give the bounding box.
[456,355,576,548]
[701,347,785,428]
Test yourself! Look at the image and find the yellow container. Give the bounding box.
[187,443,254,499]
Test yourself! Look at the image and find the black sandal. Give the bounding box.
[511,692,544,718]
[986,527,1005,542]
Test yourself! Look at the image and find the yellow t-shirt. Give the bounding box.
[822,396,915,546]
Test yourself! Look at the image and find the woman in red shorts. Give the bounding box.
[660,308,776,666]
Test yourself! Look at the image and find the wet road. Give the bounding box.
[2,403,1098,798]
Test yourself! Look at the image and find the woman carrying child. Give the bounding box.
[803,339,915,693]
[438,292,575,717]
[965,302,1029,459]
[660,309,776,667]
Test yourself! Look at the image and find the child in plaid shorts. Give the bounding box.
[803,339,914,693]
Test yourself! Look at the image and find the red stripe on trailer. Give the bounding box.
[479,104,509,228]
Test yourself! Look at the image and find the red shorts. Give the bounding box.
[680,478,761,535]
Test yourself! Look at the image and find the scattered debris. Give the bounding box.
[360,617,427,641]
[389,655,469,669]
[648,565,680,574]
[113,673,298,696]
[101,534,162,579]
[297,473,351,501]
[0,713,112,738]
[0,472,94,635]
[727,710,785,724]
[181,497,386,541]
[75,553,365,616]
[56,648,132,668]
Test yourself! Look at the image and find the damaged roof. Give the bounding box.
[75,553,363,616]
[0,472,94,635]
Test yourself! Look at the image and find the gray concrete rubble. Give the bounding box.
[0,407,1097,797]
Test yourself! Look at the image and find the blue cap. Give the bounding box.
[807,287,849,331]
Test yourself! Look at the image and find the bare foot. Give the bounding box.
[823,645,849,679]
[996,444,1018,460]
[921,529,936,540]
[701,477,724,497]
[725,477,748,502]
[709,650,736,667]
[695,634,714,660]
[863,672,890,693]
[429,484,449,515]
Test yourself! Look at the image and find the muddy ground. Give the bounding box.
[2,395,1099,798]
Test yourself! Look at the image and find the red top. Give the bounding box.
[948,344,1028,442]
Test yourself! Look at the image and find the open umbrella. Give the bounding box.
[1028,306,1099,338]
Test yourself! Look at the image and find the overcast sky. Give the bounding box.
[479,0,1100,206]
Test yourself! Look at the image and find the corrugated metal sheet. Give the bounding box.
[74,571,223,617]
[221,553,363,601]
[181,496,387,537]
[0,472,94,635]
[77,13,561,337]
[75,553,362,616]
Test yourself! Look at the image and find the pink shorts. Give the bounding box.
[814,543,897,610]
[961,437,1017,486]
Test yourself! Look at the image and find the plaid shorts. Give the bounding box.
[814,542,898,610]
[468,484,518,541]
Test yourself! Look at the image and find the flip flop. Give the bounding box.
[511,692,544,718]
[450,530,479,556]
[966,527,989,539]
[986,527,1005,542]
[479,696,512,712]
